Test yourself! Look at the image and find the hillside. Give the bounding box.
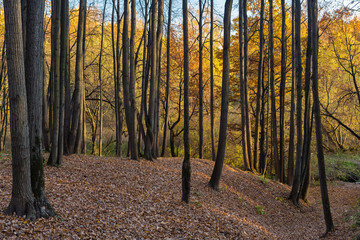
[0,155,359,239]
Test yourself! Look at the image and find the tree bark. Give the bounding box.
[210,0,216,161]
[287,0,296,185]
[161,0,172,157]
[253,0,265,172]
[310,0,334,233]
[24,0,55,218]
[182,0,191,203]
[68,0,86,154]
[208,0,233,191]
[269,0,279,180]
[48,0,61,166]
[279,0,287,182]
[98,0,107,156]
[4,0,36,220]
[239,0,250,171]
[289,0,303,205]
[198,0,204,159]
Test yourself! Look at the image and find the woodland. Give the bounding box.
[0,0,360,239]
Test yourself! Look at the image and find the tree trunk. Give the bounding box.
[98,0,107,156]
[198,0,204,159]
[239,0,250,171]
[68,0,86,154]
[210,0,216,161]
[161,0,172,157]
[287,0,296,185]
[144,0,158,161]
[279,0,287,182]
[182,0,191,203]
[3,0,36,220]
[310,0,334,233]
[269,0,279,180]
[208,0,233,191]
[243,0,252,169]
[290,0,303,205]
[129,0,139,159]
[24,0,55,218]
[48,0,61,166]
[253,0,264,172]
[123,0,138,160]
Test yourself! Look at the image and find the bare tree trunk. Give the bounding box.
[182,0,191,203]
[57,0,69,165]
[23,0,56,218]
[3,0,35,220]
[69,0,86,154]
[279,0,287,182]
[153,0,164,158]
[299,5,313,201]
[269,0,279,180]
[198,0,204,159]
[210,0,215,161]
[139,0,149,155]
[98,0,107,156]
[208,0,233,191]
[111,0,121,157]
[253,0,264,172]
[239,0,250,171]
[287,0,296,185]
[161,0,172,157]
[123,0,138,160]
[48,0,61,165]
[290,0,303,205]
[63,0,71,155]
[129,0,138,159]
[243,0,252,169]
[310,0,334,233]
[144,0,157,160]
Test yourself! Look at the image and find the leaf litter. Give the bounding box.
[0,155,359,239]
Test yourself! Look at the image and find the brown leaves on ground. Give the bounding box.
[0,155,359,239]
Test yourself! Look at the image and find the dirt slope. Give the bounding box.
[0,155,359,239]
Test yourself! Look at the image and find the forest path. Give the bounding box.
[0,155,359,239]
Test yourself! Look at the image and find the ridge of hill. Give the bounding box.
[0,155,359,239]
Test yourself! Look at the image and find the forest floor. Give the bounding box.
[0,155,359,239]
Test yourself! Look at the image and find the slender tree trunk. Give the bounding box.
[123,0,138,160]
[198,0,204,159]
[253,0,264,172]
[111,0,121,157]
[239,0,250,171]
[129,0,138,159]
[287,0,296,185]
[63,0,71,155]
[279,0,287,182]
[153,0,164,158]
[290,0,303,205]
[161,0,172,157]
[98,0,107,156]
[182,0,191,203]
[299,5,313,202]
[57,0,69,165]
[48,0,61,165]
[243,0,252,169]
[69,0,86,154]
[144,0,157,160]
[208,0,233,191]
[310,0,334,233]
[210,0,215,161]
[269,0,279,180]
